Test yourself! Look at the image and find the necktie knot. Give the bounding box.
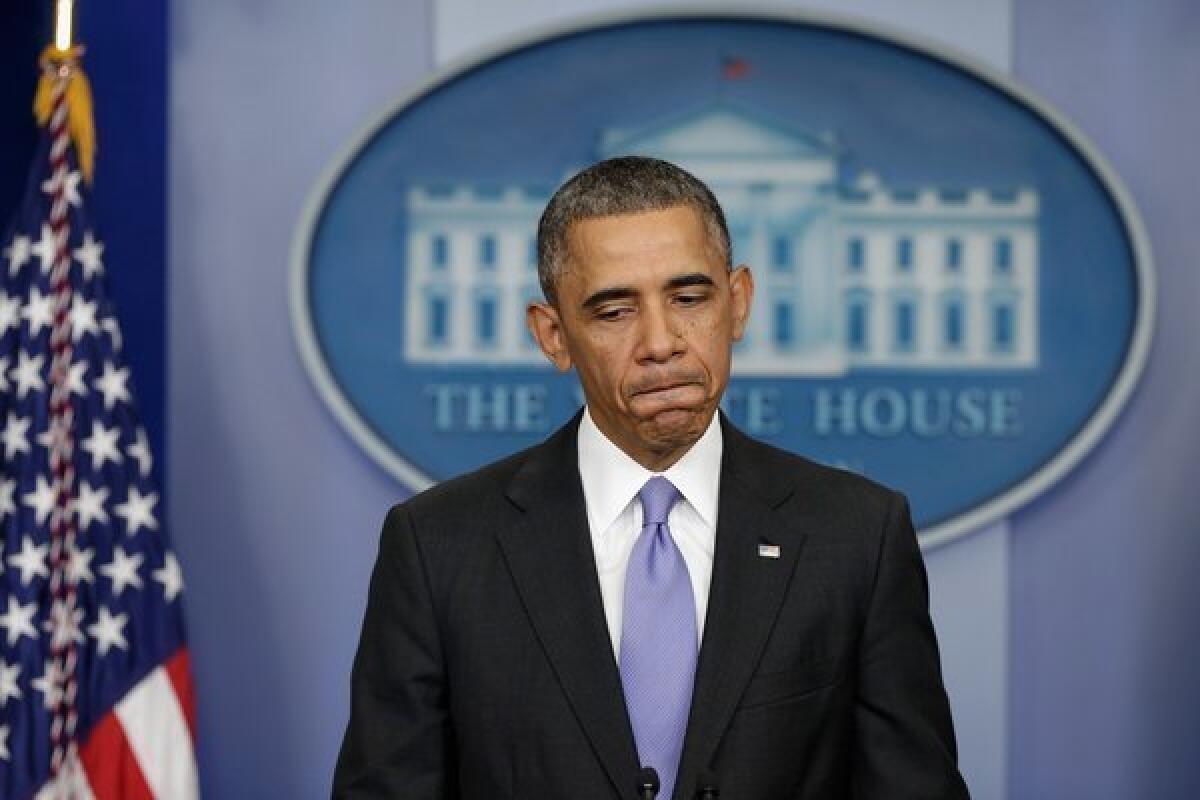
[639,476,680,527]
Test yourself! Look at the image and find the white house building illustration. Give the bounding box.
[403,107,1039,374]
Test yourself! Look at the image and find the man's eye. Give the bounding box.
[596,306,632,321]
[674,292,707,306]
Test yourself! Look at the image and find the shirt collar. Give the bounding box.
[577,406,723,536]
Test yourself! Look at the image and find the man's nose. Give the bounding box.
[638,302,682,362]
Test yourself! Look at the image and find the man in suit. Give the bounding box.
[333,157,969,799]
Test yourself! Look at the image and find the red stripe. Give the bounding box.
[78,711,155,800]
[165,648,198,740]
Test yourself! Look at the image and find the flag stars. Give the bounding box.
[65,357,89,397]
[0,660,20,706]
[128,427,153,477]
[73,480,110,530]
[0,478,15,519]
[10,350,46,398]
[95,361,130,410]
[44,599,84,650]
[67,543,95,585]
[21,286,55,336]
[0,596,37,646]
[69,296,100,342]
[115,486,158,535]
[1,412,31,461]
[88,607,129,656]
[41,168,82,208]
[0,293,20,334]
[74,230,105,278]
[154,552,185,602]
[31,223,57,273]
[100,546,144,595]
[24,475,57,526]
[82,421,123,470]
[3,234,31,275]
[32,660,64,711]
[0,724,8,762]
[7,536,48,586]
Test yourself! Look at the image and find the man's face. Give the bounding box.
[528,205,754,470]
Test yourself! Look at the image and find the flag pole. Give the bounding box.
[55,0,75,51]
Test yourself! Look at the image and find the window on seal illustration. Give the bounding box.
[845,289,871,354]
[479,234,497,271]
[989,295,1018,354]
[945,237,963,273]
[475,291,498,348]
[431,234,449,270]
[942,291,966,352]
[771,236,793,273]
[773,301,795,349]
[426,290,451,347]
[896,236,914,273]
[847,236,866,273]
[993,236,1013,276]
[892,295,918,353]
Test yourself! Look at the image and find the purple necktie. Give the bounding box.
[619,477,697,800]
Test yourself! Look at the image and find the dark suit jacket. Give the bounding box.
[333,413,969,799]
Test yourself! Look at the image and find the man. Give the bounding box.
[333,157,969,799]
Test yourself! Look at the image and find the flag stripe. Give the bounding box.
[113,666,200,800]
[165,647,197,739]
[78,712,153,800]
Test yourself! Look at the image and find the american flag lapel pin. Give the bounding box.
[757,543,781,559]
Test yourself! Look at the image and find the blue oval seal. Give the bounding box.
[291,11,1154,547]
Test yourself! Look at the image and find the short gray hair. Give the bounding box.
[536,156,732,304]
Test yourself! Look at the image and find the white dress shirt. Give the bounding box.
[577,406,722,659]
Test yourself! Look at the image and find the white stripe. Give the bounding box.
[114,666,199,799]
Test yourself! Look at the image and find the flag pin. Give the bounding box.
[757,543,781,559]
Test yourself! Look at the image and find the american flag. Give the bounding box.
[0,49,198,798]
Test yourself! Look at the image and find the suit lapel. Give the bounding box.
[497,414,640,797]
[676,418,808,792]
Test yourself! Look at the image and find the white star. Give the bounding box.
[81,421,123,470]
[7,536,48,586]
[73,480,110,530]
[74,230,105,279]
[65,357,88,397]
[128,427,153,478]
[0,660,20,706]
[36,419,67,458]
[0,412,31,461]
[153,551,185,602]
[94,361,130,410]
[66,543,95,584]
[44,598,84,650]
[100,546,144,595]
[32,659,64,711]
[42,169,82,208]
[68,296,99,342]
[30,223,57,273]
[0,596,37,646]
[20,288,55,337]
[101,317,123,352]
[3,234,30,276]
[10,350,46,398]
[88,606,129,656]
[0,478,15,519]
[0,724,8,761]
[115,486,158,536]
[23,475,57,526]
[0,357,8,392]
[0,292,20,334]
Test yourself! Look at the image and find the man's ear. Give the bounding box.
[729,265,755,341]
[527,301,573,372]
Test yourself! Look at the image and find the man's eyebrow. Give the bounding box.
[581,286,637,310]
[665,272,716,291]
